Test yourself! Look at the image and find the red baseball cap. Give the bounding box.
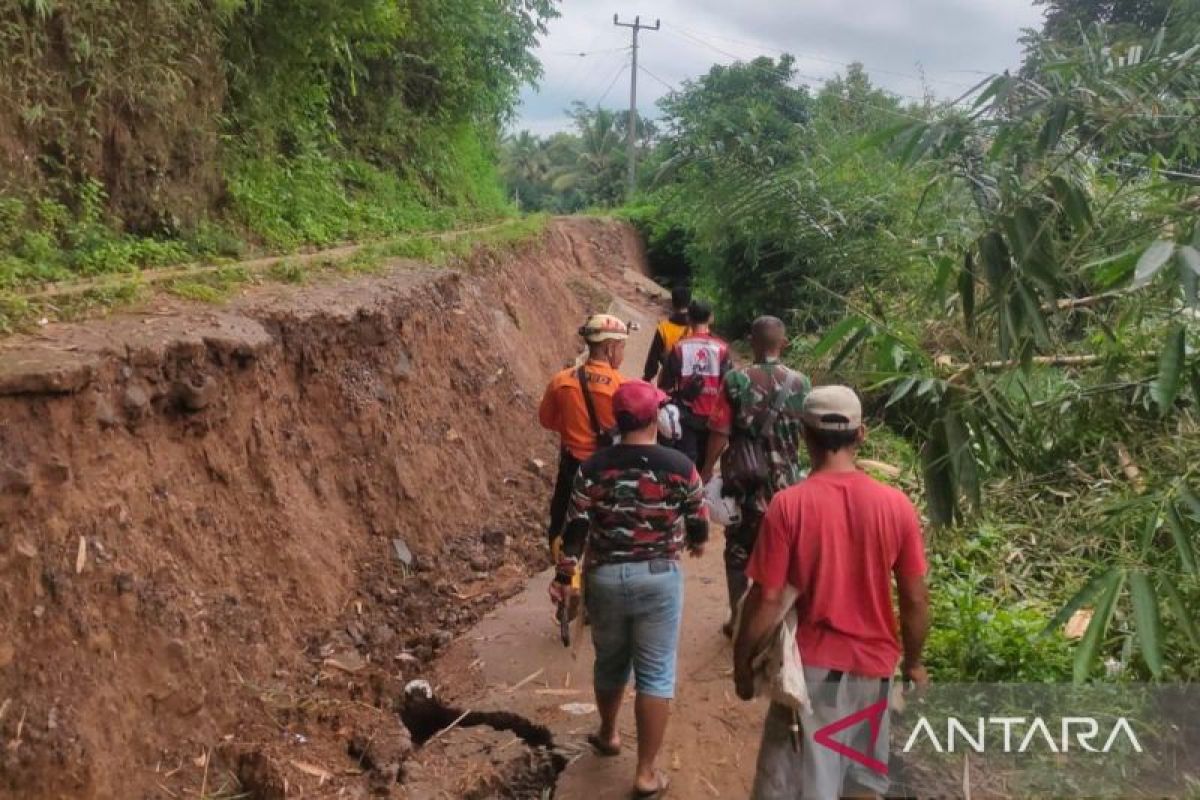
[613,380,669,432]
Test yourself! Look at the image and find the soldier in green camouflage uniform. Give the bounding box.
[701,316,811,627]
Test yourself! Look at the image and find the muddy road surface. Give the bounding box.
[415,294,766,799]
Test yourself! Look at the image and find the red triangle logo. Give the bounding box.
[812,698,890,775]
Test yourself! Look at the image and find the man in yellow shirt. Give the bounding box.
[539,314,629,552]
[642,286,691,386]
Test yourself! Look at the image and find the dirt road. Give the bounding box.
[423,293,766,798]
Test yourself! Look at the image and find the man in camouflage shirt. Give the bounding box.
[551,380,707,798]
[701,316,811,630]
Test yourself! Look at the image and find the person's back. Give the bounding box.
[643,285,692,385]
[761,470,922,676]
[663,300,731,464]
[538,314,628,552]
[718,361,810,497]
[573,443,702,564]
[539,359,623,462]
[553,381,707,798]
[734,385,928,800]
[702,317,810,626]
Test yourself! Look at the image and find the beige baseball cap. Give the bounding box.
[802,385,862,431]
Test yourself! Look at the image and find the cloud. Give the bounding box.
[514,0,1045,134]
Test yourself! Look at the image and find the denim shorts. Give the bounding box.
[585,559,684,699]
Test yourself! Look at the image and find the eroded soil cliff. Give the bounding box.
[0,217,654,799]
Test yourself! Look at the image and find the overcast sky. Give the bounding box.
[515,0,1047,135]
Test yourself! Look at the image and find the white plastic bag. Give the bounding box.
[734,583,811,713]
[703,476,741,527]
[658,402,682,441]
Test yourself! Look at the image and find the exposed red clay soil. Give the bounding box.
[0,217,658,799]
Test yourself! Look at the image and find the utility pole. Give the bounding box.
[613,14,659,199]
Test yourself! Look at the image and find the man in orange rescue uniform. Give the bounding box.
[539,314,629,555]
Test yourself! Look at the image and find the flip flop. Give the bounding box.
[587,733,621,757]
[632,769,670,798]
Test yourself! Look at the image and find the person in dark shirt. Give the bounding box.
[642,285,692,385]
[661,300,733,465]
[550,380,708,799]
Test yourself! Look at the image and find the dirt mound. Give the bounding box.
[0,217,652,799]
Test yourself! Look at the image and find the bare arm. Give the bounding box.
[732,583,787,699]
[896,571,930,682]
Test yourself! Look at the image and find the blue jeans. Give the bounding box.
[585,560,684,699]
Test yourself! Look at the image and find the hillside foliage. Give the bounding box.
[500,0,1200,682]
[0,0,558,288]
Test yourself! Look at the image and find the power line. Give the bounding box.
[545,46,631,57]
[661,27,931,122]
[596,61,629,106]
[638,64,676,93]
[671,22,980,91]
[665,26,942,109]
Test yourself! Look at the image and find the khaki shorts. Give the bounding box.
[752,667,892,799]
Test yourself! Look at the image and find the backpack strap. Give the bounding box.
[747,365,797,440]
[577,366,606,444]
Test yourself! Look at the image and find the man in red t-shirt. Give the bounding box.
[733,385,930,799]
[661,300,732,465]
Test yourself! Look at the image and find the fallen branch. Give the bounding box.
[426,709,472,745]
[856,459,902,478]
[505,668,544,694]
[289,759,333,784]
[944,351,1155,385]
[1044,288,1135,312]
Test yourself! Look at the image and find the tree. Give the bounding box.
[546,104,626,207]
[1036,0,1176,42]
[658,55,811,169]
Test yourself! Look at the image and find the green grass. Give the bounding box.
[0,215,549,332]
[1,123,515,300]
[267,258,306,284]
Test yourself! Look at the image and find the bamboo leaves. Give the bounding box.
[1160,580,1200,656]
[809,316,867,360]
[1152,325,1186,412]
[1178,245,1200,306]
[1072,568,1124,684]
[1128,572,1163,678]
[1166,504,1197,576]
[1132,240,1176,288]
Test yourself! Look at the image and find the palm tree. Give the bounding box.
[550,104,625,206]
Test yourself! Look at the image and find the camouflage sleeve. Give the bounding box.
[683,467,709,547]
[561,468,592,560]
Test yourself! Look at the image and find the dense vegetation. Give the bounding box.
[2,0,1197,684]
[503,0,1200,682]
[0,0,558,291]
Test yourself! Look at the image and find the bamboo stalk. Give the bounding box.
[944,351,1154,384]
